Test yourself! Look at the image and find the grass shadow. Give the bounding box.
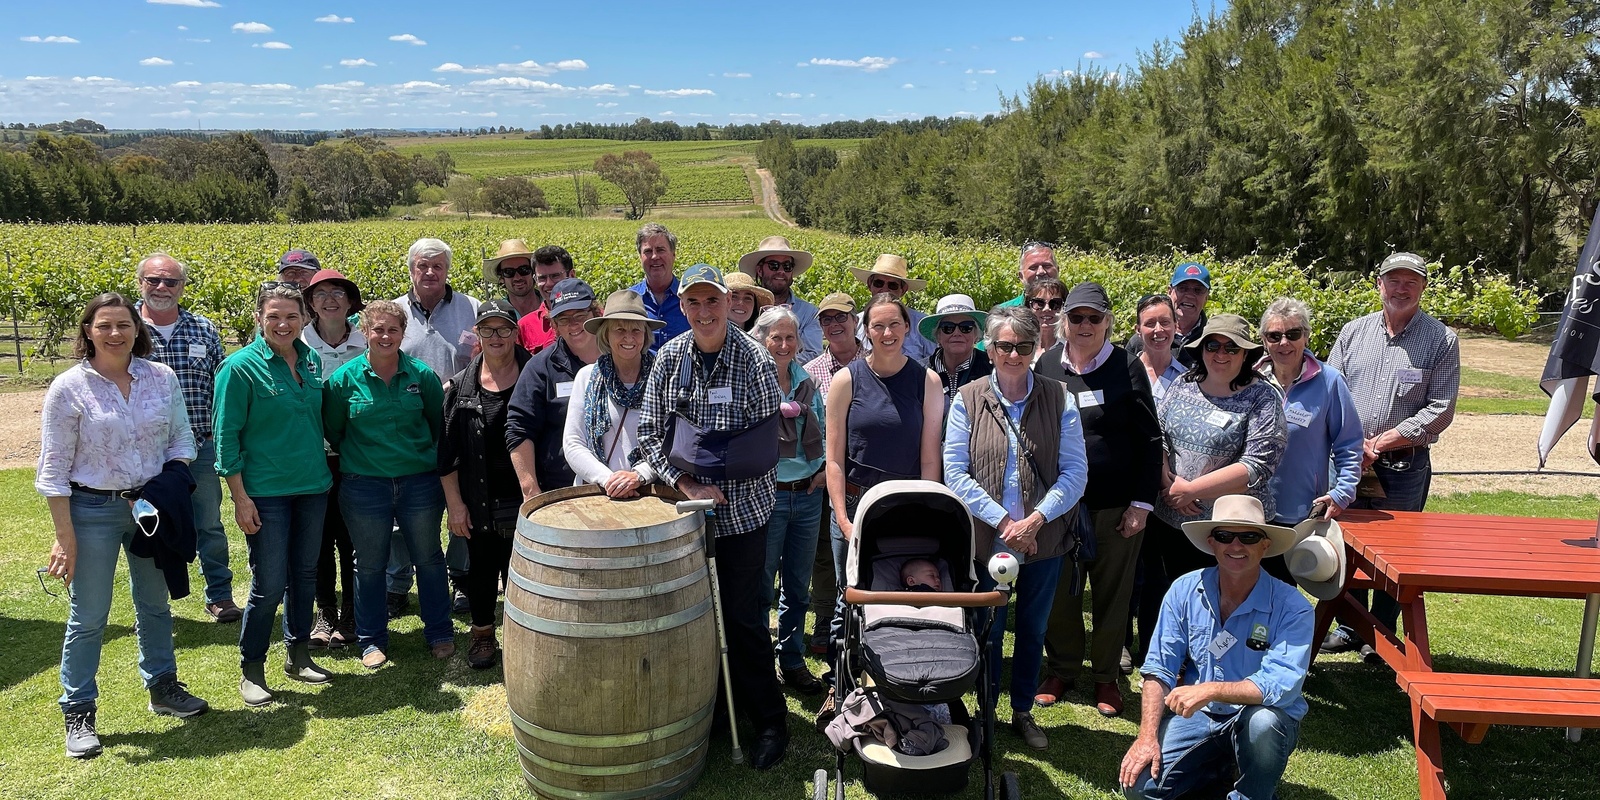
[0,614,132,693]
[103,705,311,764]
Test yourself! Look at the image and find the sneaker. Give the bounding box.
[310,609,336,649]
[1360,644,1383,666]
[64,708,102,759]
[452,589,471,616]
[386,592,410,620]
[331,609,355,648]
[780,666,823,695]
[1012,711,1048,750]
[205,599,243,624]
[148,673,210,718]
[1034,675,1071,707]
[431,640,457,660]
[814,686,838,733]
[1120,647,1135,676]
[1321,628,1359,654]
[1094,681,1124,717]
[361,648,389,669]
[468,625,498,670]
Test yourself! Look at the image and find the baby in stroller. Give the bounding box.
[901,558,942,592]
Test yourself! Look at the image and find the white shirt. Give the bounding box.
[302,322,367,374]
[561,362,657,487]
[36,359,196,496]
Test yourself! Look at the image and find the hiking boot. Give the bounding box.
[452,588,471,616]
[331,602,356,648]
[814,686,838,733]
[148,673,209,718]
[1360,644,1384,666]
[64,708,102,759]
[431,639,457,660]
[310,608,336,649]
[205,598,243,624]
[467,625,498,670]
[386,592,410,620]
[1012,711,1048,750]
[780,666,823,695]
[284,641,333,684]
[240,662,275,707]
[1034,675,1071,707]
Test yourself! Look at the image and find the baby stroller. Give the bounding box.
[814,480,1022,800]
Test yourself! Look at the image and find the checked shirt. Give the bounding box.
[1327,310,1460,444]
[138,304,226,441]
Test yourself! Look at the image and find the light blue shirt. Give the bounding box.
[628,276,689,350]
[776,360,827,483]
[1149,359,1187,403]
[942,372,1089,557]
[783,293,824,365]
[1261,353,1363,522]
[1142,567,1315,721]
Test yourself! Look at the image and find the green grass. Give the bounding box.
[6,478,1600,798]
[1455,366,1590,416]
[388,137,763,179]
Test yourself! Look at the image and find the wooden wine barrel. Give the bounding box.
[505,485,717,800]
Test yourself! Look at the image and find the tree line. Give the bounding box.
[533,116,997,143]
[761,0,1600,291]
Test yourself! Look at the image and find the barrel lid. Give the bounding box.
[526,488,692,532]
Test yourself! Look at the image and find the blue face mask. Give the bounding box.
[133,498,159,534]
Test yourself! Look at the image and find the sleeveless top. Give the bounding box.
[845,357,928,487]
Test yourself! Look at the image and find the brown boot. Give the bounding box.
[467,625,498,670]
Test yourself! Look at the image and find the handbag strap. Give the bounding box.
[606,405,632,464]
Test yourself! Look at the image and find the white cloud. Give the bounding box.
[315,81,364,90]
[21,35,80,44]
[140,57,175,66]
[147,0,221,6]
[434,62,493,75]
[723,72,751,78]
[251,83,294,90]
[389,33,426,45]
[775,92,802,99]
[315,14,354,23]
[596,102,618,108]
[1010,36,1025,42]
[232,21,273,34]
[186,38,211,43]
[172,80,202,87]
[643,88,714,98]
[396,80,447,90]
[1083,51,1104,59]
[340,58,376,67]
[498,59,587,74]
[901,83,914,89]
[177,25,188,31]
[256,41,292,49]
[965,68,996,75]
[808,56,897,72]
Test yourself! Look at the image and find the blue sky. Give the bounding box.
[0,1,1216,130]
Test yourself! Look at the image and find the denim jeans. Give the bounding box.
[59,491,178,712]
[239,492,326,666]
[979,551,1063,713]
[764,488,825,671]
[341,472,452,653]
[386,517,470,593]
[1124,705,1300,800]
[823,493,861,681]
[1341,450,1432,635]
[190,437,234,605]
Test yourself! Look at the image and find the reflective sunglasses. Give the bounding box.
[818,312,852,326]
[140,276,182,289]
[869,278,905,292]
[1067,312,1105,326]
[1202,339,1243,355]
[1209,529,1267,545]
[497,265,534,278]
[759,259,795,272]
[990,341,1037,356]
[1027,297,1065,311]
[938,320,977,335]
[1264,328,1305,344]
[476,325,517,339]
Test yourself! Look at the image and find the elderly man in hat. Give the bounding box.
[739,235,822,363]
[628,222,690,350]
[275,249,321,288]
[920,294,991,413]
[852,253,934,362]
[1321,252,1460,661]
[998,241,1061,308]
[1128,262,1212,368]
[1119,495,1314,800]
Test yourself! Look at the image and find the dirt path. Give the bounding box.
[756,168,797,228]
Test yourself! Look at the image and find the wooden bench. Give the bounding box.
[1395,671,1600,797]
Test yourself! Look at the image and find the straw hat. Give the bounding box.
[849,254,927,293]
[1180,495,1303,558]
[1286,519,1347,601]
[481,239,536,282]
[585,290,666,347]
[724,271,776,308]
[737,235,814,278]
[917,294,987,341]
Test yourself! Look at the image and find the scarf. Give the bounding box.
[584,351,655,464]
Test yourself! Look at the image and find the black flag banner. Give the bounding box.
[1539,203,1600,466]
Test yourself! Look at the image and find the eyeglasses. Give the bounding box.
[140,276,182,289]
[1202,339,1243,355]
[990,341,1037,356]
[869,278,905,292]
[497,265,533,279]
[818,312,852,326]
[1264,328,1305,344]
[759,259,795,272]
[1067,312,1105,326]
[1027,298,1065,311]
[937,321,977,335]
[1210,529,1267,545]
[37,567,72,600]
[310,289,347,301]
[476,325,517,339]
[1021,240,1056,253]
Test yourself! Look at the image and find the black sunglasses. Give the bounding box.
[938,321,977,335]
[1067,312,1105,326]
[1027,297,1065,311]
[759,259,795,272]
[1210,529,1267,545]
[140,276,182,289]
[497,265,533,278]
[991,341,1037,356]
[1264,328,1305,344]
[1202,339,1243,355]
[259,280,301,292]
[869,278,905,292]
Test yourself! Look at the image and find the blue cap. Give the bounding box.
[677,263,729,296]
[547,278,596,317]
[1170,261,1211,289]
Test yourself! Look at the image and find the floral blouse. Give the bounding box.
[36,358,196,497]
[1155,378,1285,527]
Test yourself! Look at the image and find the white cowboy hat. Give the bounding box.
[737,235,814,278]
[1181,495,1303,559]
[849,253,928,293]
[1286,518,1347,601]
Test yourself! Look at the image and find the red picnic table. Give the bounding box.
[1311,509,1600,800]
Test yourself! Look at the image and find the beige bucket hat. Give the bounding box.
[724,271,776,308]
[737,235,814,278]
[849,254,927,293]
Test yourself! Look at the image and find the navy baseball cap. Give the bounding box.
[277,249,322,273]
[547,278,597,317]
[1170,261,1211,289]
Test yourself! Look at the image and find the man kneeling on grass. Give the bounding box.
[1119,495,1313,800]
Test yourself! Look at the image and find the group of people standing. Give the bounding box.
[37,227,1460,800]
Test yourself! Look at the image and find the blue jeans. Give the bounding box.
[386,516,470,593]
[1342,450,1432,635]
[239,493,327,666]
[823,493,861,681]
[191,437,234,605]
[979,552,1063,713]
[764,487,824,671]
[1124,705,1300,800]
[341,473,452,652]
[59,491,178,712]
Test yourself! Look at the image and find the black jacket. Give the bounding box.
[127,460,198,600]
[506,337,589,492]
[441,347,533,535]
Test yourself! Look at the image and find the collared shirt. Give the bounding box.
[780,293,824,365]
[506,337,591,490]
[395,285,481,381]
[517,304,557,355]
[803,344,861,401]
[929,347,993,411]
[137,304,225,440]
[36,358,196,496]
[1147,357,1188,403]
[777,359,827,483]
[629,276,689,350]
[1142,567,1315,721]
[1128,310,1208,369]
[213,336,331,497]
[1328,309,1460,445]
[639,322,781,537]
[301,321,366,375]
[322,352,444,479]
[1059,340,1114,376]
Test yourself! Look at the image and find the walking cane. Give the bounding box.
[676,499,743,764]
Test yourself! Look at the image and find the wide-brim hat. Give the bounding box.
[1184,313,1262,351]
[918,294,987,340]
[584,289,667,336]
[1180,495,1303,559]
[482,238,537,282]
[724,271,776,308]
[850,253,927,293]
[304,269,365,312]
[737,235,813,278]
[1286,519,1347,601]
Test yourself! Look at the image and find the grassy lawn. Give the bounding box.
[1455,366,1593,416]
[5,473,1600,799]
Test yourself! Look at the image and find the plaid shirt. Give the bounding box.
[138,304,225,440]
[803,345,861,401]
[639,323,781,537]
[1328,310,1460,445]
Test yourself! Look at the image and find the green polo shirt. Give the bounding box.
[213,336,333,497]
[321,352,444,479]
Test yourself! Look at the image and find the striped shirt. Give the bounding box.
[138,304,225,440]
[1327,310,1459,445]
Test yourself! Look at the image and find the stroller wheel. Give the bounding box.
[1000,771,1021,800]
[812,769,828,800]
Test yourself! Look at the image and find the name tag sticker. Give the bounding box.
[708,387,734,404]
[1077,390,1104,408]
[1397,368,1423,384]
[459,330,479,347]
[187,344,208,359]
[1206,410,1232,428]
[555,381,574,399]
[1208,630,1238,660]
[1285,404,1314,428]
